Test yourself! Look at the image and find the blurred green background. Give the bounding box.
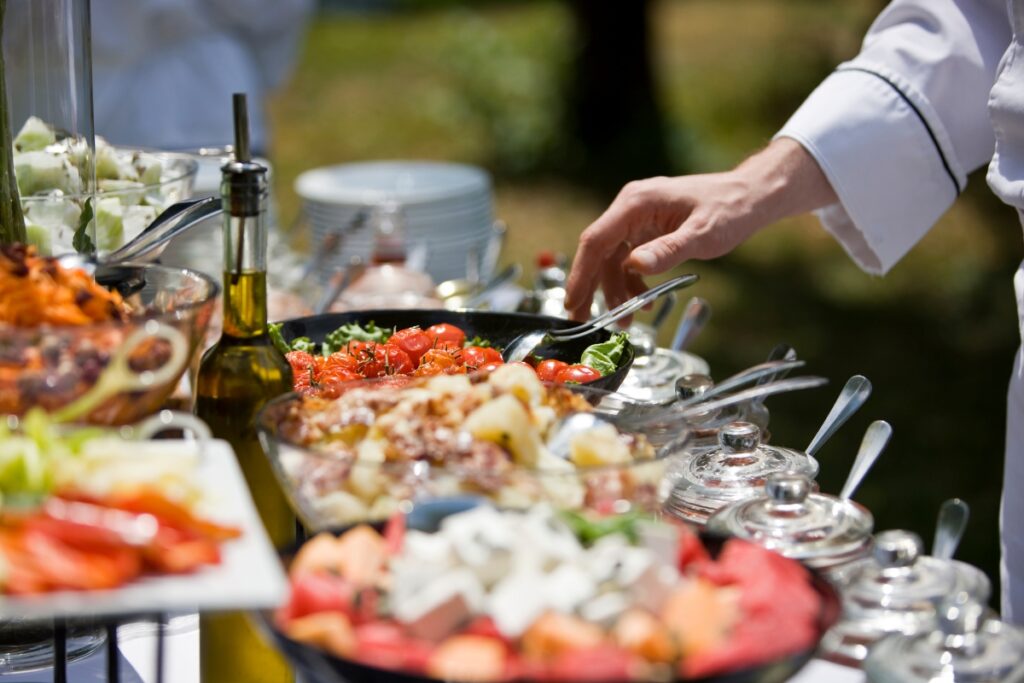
[267,0,1020,601]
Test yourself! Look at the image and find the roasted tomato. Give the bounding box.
[535,359,570,382]
[462,346,502,369]
[322,352,358,373]
[286,351,323,379]
[358,344,413,378]
[387,328,433,366]
[477,360,505,374]
[425,323,466,349]
[555,364,602,385]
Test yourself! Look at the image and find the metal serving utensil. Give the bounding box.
[933,498,970,561]
[58,196,222,275]
[502,274,699,362]
[839,420,892,500]
[670,296,711,352]
[805,375,872,457]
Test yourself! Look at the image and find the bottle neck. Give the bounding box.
[221,170,269,339]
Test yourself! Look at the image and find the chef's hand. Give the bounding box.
[564,138,838,321]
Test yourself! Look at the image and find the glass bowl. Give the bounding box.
[19,149,198,256]
[0,263,219,424]
[258,374,678,530]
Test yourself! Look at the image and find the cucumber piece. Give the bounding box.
[14,116,55,152]
[94,197,124,251]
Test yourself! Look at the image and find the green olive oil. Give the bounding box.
[195,94,294,683]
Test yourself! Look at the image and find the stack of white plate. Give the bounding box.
[295,160,496,285]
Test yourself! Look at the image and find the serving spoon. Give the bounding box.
[839,420,892,500]
[932,498,970,561]
[502,274,699,362]
[57,196,222,275]
[804,375,872,458]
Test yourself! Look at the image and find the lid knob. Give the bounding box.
[719,421,761,451]
[676,374,714,401]
[872,530,923,570]
[765,473,811,505]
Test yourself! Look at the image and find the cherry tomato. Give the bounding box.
[419,347,462,371]
[555,364,602,384]
[322,352,357,373]
[387,327,433,365]
[286,351,323,379]
[425,323,466,349]
[478,360,504,374]
[358,344,413,378]
[535,359,570,382]
[317,369,363,398]
[342,340,374,358]
[413,362,444,377]
[461,345,502,369]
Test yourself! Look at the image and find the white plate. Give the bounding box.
[295,160,491,206]
[0,440,288,620]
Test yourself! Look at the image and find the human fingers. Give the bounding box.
[565,196,640,320]
[625,215,706,275]
[600,243,633,326]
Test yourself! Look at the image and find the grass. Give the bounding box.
[268,0,1018,597]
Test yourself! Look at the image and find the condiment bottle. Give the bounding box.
[194,94,295,683]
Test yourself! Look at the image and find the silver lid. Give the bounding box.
[221,93,267,218]
[704,472,872,568]
[821,530,993,665]
[663,425,819,525]
[865,593,1024,683]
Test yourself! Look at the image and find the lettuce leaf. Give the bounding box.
[322,321,392,355]
[580,331,629,376]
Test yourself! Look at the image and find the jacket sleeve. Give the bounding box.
[774,0,1011,274]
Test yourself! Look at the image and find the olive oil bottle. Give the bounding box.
[195,94,294,683]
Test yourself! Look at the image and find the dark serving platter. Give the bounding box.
[273,309,636,393]
[258,499,842,683]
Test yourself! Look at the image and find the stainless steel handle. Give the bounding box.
[805,375,872,457]
[840,420,892,500]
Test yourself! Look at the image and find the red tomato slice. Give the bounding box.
[425,323,466,349]
[536,359,570,382]
[383,512,405,555]
[540,646,641,681]
[555,364,603,385]
[387,328,433,366]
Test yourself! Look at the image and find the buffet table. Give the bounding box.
[0,621,868,683]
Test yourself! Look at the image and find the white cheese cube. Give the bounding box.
[543,563,597,613]
[393,569,483,639]
[580,592,630,628]
[487,568,548,638]
[637,521,681,568]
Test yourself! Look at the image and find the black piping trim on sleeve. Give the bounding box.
[840,66,962,197]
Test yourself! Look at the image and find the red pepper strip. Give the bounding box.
[143,536,221,574]
[96,490,242,542]
[20,528,142,591]
[33,498,159,549]
[0,530,52,594]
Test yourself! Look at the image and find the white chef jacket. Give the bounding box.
[90,0,314,152]
[775,0,1024,621]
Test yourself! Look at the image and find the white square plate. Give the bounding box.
[0,440,288,620]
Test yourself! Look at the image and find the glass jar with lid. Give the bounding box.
[705,472,874,575]
[821,530,993,666]
[663,422,820,525]
[864,592,1024,683]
